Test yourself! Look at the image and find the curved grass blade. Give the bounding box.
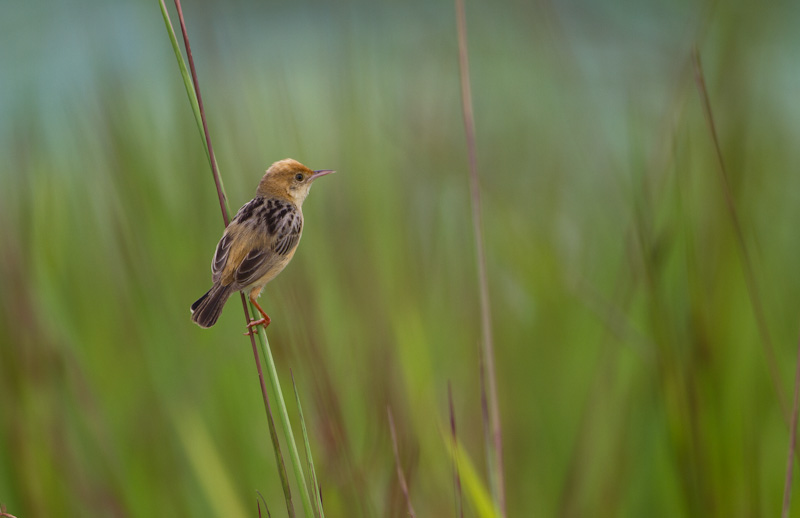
[292,370,325,518]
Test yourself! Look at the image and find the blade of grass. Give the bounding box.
[291,370,325,518]
[255,320,316,517]
[257,491,272,518]
[782,329,800,518]
[441,427,502,518]
[158,0,214,169]
[170,0,228,225]
[691,47,788,420]
[454,0,506,514]
[255,339,296,518]
[479,350,494,508]
[173,410,250,517]
[448,382,464,518]
[160,1,313,515]
[388,406,417,518]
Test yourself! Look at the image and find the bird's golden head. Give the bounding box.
[256,158,334,204]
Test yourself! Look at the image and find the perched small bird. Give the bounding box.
[191,158,334,333]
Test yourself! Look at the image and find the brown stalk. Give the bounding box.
[172,0,228,226]
[387,407,417,518]
[455,0,506,514]
[448,382,464,518]
[691,47,787,419]
[782,329,800,518]
[171,1,295,515]
[257,490,272,518]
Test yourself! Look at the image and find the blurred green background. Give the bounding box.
[3,0,800,516]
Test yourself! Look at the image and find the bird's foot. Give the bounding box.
[243,316,271,336]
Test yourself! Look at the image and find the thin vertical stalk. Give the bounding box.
[691,47,787,419]
[256,323,316,516]
[449,382,465,518]
[388,407,417,518]
[257,491,272,518]
[782,329,800,518]
[455,0,506,514]
[172,0,228,226]
[244,294,296,518]
[292,370,325,518]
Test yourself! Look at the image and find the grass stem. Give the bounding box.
[292,370,325,518]
[256,324,316,516]
[388,407,417,518]
[782,329,800,518]
[691,47,787,420]
[171,0,228,226]
[449,382,465,518]
[455,0,506,513]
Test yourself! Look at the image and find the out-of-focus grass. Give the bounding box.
[3,1,800,516]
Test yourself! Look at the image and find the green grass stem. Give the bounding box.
[782,331,800,518]
[254,323,316,517]
[291,371,325,518]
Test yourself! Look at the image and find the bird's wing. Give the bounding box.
[211,232,232,282]
[211,197,265,283]
[233,247,283,287]
[231,198,303,287]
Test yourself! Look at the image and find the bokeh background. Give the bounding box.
[3,0,800,516]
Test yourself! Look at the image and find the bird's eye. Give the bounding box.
[295,173,304,182]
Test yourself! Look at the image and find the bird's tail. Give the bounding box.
[191,283,234,328]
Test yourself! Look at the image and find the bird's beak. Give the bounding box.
[310,169,335,181]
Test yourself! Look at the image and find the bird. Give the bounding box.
[191,158,334,333]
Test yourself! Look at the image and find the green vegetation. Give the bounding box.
[2,1,800,516]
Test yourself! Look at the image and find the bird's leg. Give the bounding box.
[244,289,271,335]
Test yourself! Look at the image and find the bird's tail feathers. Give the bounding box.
[191,283,234,328]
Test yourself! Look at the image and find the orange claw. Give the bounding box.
[243,315,271,335]
[243,290,272,335]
